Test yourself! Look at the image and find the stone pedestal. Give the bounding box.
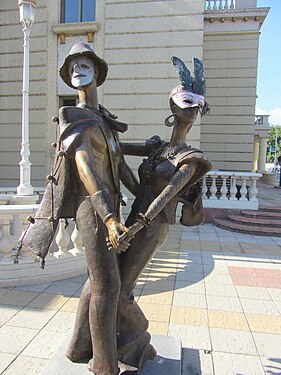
[40,333,182,375]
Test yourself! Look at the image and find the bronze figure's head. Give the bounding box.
[60,42,108,89]
[170,56,209,116]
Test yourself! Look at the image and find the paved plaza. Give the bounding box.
[0,181,280,374]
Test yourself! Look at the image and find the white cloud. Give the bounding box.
[255,107,281,125]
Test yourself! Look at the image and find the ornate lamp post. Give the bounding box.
[17,0,36,196]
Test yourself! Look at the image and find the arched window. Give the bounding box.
[61,0,95,23]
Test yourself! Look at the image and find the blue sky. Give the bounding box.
[256,0,281,124]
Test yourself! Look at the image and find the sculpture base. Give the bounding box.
[40,333,181,375]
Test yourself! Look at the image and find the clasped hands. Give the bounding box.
[106,217,144,254]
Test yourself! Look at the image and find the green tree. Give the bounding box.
[266,125,281,163]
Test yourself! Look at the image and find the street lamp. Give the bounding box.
[17,0,37,196]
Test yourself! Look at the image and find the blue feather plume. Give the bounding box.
[171,56,193,91]
[193,57,206,95]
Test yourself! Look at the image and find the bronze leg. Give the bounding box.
[117,222,169,370]
[70,198,120,375]
[66,278,92,361]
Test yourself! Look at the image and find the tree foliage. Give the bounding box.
[266,125,281,163]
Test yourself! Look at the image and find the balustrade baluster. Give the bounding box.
[249,178,258,202]
[54,218,70,258]
[210,175,218,200]
[0,219,14,260]
[224,0,229,9]
[207,0,212,10]
[70,221,84,255]
[230,177,238,200]
[220,176,228,200]
[240,178,248,201]
[230,0,235,9]
[201,177,208,199]
[219,0,223,10]
[213,0,218,10]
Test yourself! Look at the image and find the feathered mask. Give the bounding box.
[170,56,209,115]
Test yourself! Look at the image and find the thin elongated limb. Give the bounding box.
[72,198,120,375]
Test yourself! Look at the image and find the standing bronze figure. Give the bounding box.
[19,49,212,374]
[20,43,140,375]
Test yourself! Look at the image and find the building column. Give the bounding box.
[258,136,267,173]
[252,135,260,172]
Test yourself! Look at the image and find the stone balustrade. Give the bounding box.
[0,170,262,286]
[205,0,235,11]
[202,171,262,209]
[0,205,86,287]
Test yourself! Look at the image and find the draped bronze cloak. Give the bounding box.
[19,105,127,264]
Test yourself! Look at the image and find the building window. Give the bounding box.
[61,0,95,23]
[59,96,79,108]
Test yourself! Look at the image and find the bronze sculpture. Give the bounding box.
[18,46,212,374]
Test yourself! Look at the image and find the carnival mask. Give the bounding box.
[69,56,96,88]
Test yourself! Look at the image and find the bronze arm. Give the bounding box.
[119,154,139,197]
[120,135,164,157]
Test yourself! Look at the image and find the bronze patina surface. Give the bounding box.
[20,48,212,374]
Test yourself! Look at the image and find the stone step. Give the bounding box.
[214,218,281,237]
[241,210,281,219]
[228,214,281,227]
[259,205,281,213]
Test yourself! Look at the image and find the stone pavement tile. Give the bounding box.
[181,262,204,273]
[59,297,80,313]
[0,325,38,355]
[230,274,264,288]
[253,332,281,357]
[0,290,39,307]
[172,292,207,309]
[63,274,88,284]
[0,289,12,297]
[203,263,229,275]
[0,305,22,327]
[228,266,257,276]
[43,281,82,296]
[235,286,271,300]
[208,310,249,331]
[14,282,52,293]
[6,307,56,330]
[206,295,243,312]
[253,268,281,278]
[240,298,280,315]
[1,355,48,375]
[176,271,204,283]
[246,313,281,335]
[73,285,83,297]
[168,324,211,350]
[220,242,242,252]
[138,290,173,305]
[205,284,238,298]
[210,328,258,355]
[182,348,214,375]
[147,271,176,280]
[147,321,168,336]
[142,279,175,292]
[274,301,281,314]
[180,239,201,250]
[43,311,75,332]
[21,330,66,359]
[204,273,234,285]
[0,353,16,373]
[174,281,205,295]
[261,356,281,375]
[212,352,264,375]
[138,302,171,323]
[170,306,208,326]
[27,293,69,311]
[201,253,225,265]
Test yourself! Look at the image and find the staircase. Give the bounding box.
[214,206,281,237]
